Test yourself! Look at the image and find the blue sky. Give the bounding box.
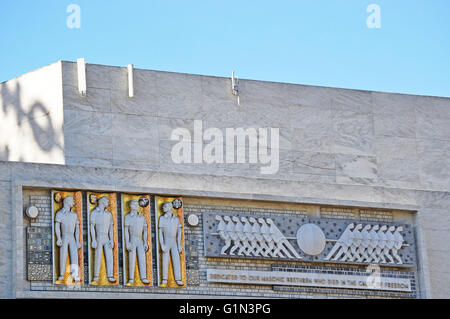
[1,0,449,97]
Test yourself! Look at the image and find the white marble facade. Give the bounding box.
[0,60,449,298]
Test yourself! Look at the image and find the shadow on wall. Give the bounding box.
[0,82,63,161]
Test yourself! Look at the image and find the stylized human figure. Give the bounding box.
[259,218,277,257]
[216,215,231,255]
[158,202,183,286]
[325,223,355,261]
[368,225,380,262]
[384,226,396,264]
[267,218,301,259]
[233,216,250,256]
[241,217,256,256]
[358,224,372,262]
[376,225,388,263]
[55,196,81,282]
[124,200,149,284]
[226,216,240,255]
[392,226,404,264]
[90,196,115,282]
[249,217,269,257]
[349,224,363,262]
[266,218,289,258]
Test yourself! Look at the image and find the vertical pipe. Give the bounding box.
[77,58,87,96]
[127,64,134,98]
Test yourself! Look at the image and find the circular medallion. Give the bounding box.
[138,197,149,207]
[89,193,98,205]
[296,223,326,256]
[187,214,199,227]
[26,206,39,219]
[172,198,183,209]
[53,192,62,203]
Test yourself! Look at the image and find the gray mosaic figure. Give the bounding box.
[349,224,363,262]
[215,215,231,255]
[392,226,404,264]
[359,224,372,262]
[384,226,396,264]
[259,218,277,257]
[54,196,81,282]
[233,216,251,256]
[325,223,355,261]
[267,224,283,258]
[368,225,380,262]
[241,217,256,256]
[376,225,388,263]
[124,200,149,284]
[249,217,269,257]
[158,202,183,286]
[267,218,301,259]
[90,196,115,282]
[226,216,241,255]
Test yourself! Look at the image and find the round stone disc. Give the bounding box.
[296,223,326,256]
[26,206,39,219]
[187,214,199,226]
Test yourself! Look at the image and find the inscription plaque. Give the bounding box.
[206,269,412,292]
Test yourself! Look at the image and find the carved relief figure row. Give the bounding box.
[213,214,409,266]
[324,223,406,264]
[215,215,301,259]
[52,191,185,287]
